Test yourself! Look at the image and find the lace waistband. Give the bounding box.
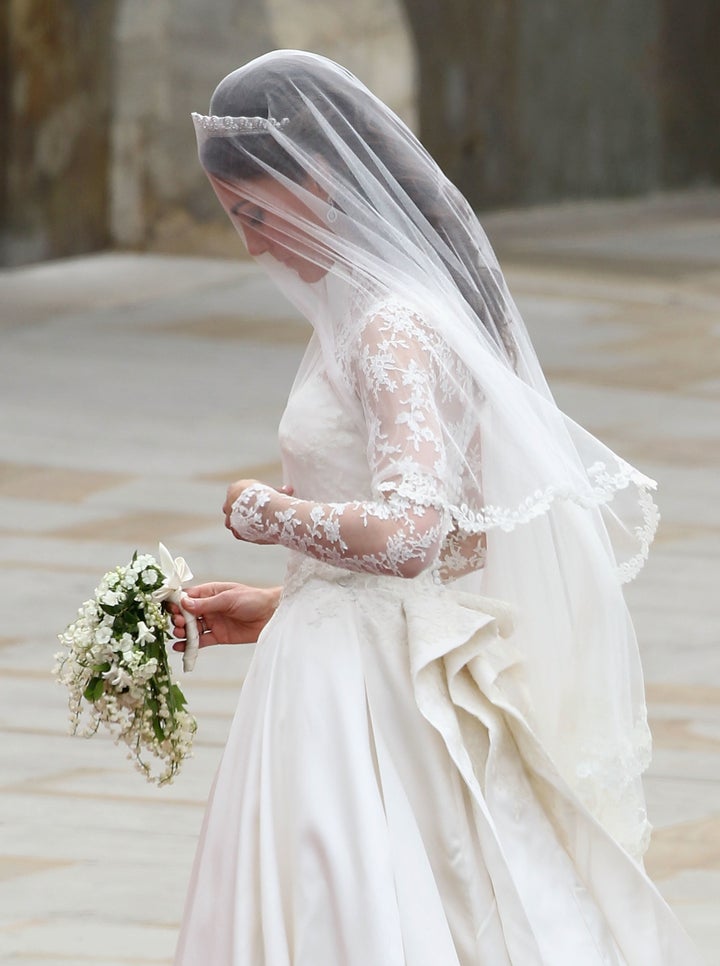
[281,552,441,600]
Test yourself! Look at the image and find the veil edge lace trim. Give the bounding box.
[439,459,658,585]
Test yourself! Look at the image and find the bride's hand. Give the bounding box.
[169,582,282,648]
[223,480,294,538]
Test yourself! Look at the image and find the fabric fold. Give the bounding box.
[402,587,703,966]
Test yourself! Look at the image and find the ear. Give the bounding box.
[302,174,331,203]
[301,152,337,204]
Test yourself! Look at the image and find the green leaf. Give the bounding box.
[99,602,122,616]
[83,677,105,702]
[170,684,187,711]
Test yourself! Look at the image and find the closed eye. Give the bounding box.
[230,201,264,227]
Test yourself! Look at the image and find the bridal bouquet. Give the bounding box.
[53,544,200,785]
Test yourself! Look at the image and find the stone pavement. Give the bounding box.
[1,190,718,964]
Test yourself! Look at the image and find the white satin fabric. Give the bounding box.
[175,362,701,965]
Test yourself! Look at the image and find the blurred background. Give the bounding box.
[1,3,719,964]
[1,0,719,266]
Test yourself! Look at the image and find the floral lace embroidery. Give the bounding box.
[233,302,657,585]
[616,484,659,584]
[571,714,653,858]
[230,306,462,579]
[231,482,448,578]
[437,528,487,580]
[451,459,658,584]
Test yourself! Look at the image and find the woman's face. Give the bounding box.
[209,174,330,283]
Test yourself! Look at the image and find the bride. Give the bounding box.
[171,50,702,964]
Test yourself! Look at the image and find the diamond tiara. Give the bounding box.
[191,113,290,135]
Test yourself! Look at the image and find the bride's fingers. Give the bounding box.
[171,613,186,633]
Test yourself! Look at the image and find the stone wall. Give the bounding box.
[110,0,416,255]
[660,0,720,187]
[1,0,718,265]
[515,1,661,205]
[406,0,720,209]
[0,0,414,265]
[1,0,117,265]
[110,0,275,253]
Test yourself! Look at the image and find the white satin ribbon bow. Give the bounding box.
[152,543,200,672]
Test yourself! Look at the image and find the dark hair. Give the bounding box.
[201,58,517,364]
[200,61,356,184]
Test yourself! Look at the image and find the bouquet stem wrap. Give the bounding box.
[152,543,200,672]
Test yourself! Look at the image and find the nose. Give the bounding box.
[243,226,269,257]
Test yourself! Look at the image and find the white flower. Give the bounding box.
[136,621,156,645]
[80,600,98,621]
[95,625,113,645]
[141,569,156,585]
[90,642,114,664]
[136,658,159,682]
[100,589,121,606]
[102,665,132,689]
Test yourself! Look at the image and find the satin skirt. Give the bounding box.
[175,564,701,965]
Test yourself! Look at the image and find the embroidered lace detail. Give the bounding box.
[450,459,658,584]
[571,715,653,858]
[344,300,657,584]
[231,481,448,579]
[438,527,487,580]
[279,551,439,601]
[616,484,659,584]
[231,304,459,578]
[191,112,289,134]
[233,301,657,585]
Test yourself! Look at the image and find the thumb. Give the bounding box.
[182,593,221,616]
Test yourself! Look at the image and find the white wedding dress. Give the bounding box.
[175,307,701,965]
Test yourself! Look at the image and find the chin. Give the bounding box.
[297,263,329,283]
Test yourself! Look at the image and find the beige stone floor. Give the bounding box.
[1,190,718,964]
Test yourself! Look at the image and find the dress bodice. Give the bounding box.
[278,363,373,503]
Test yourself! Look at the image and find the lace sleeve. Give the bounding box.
[229,308,451,578]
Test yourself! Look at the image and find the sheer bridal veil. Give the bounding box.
[192,50,656,858]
